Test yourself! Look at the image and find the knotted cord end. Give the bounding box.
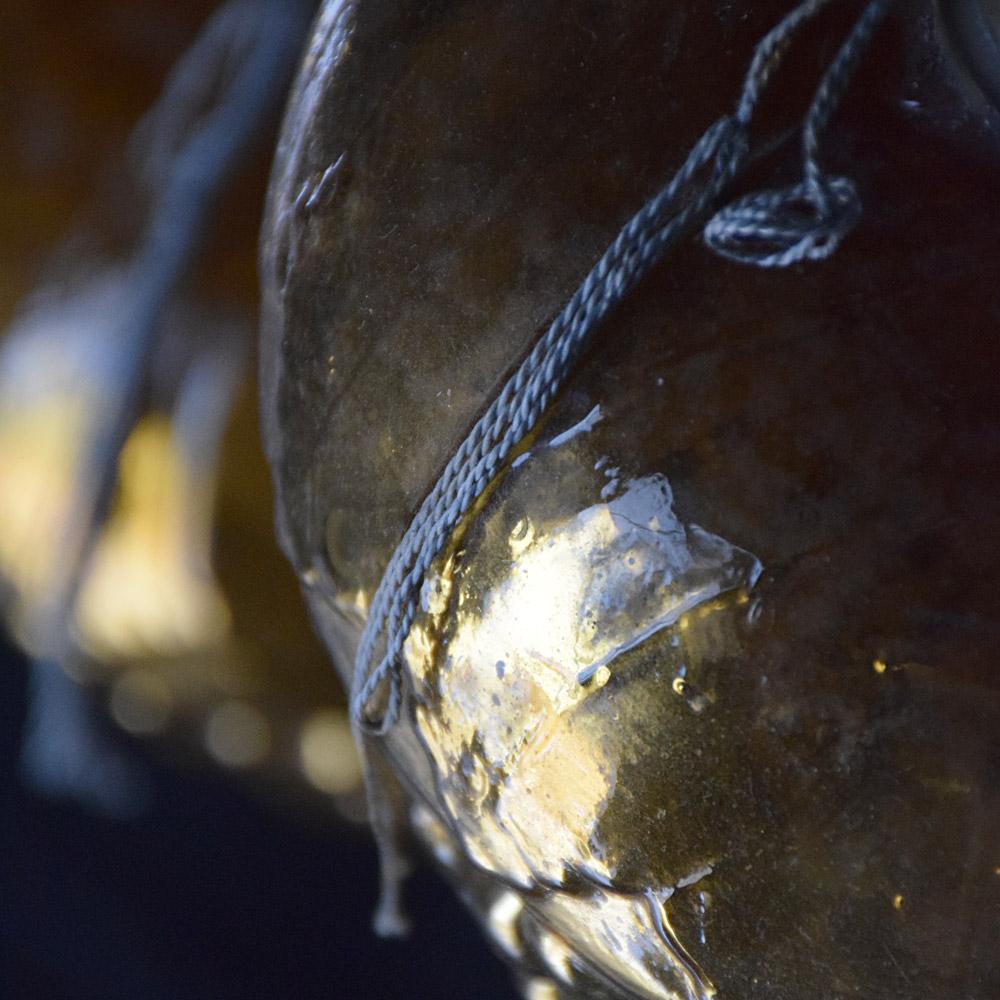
[704,173,862,268]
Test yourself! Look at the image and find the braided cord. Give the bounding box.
[351,0,894,733]
[705,0,894,266]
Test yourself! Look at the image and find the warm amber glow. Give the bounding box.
[0,394,93,623]
[407,468,750,996]
[525,979,559,1000]
[0,390,231,660]
[76,416,231,659]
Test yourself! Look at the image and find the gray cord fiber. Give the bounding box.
[351,0,894,734]
[705,0,893,266]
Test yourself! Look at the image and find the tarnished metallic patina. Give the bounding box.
[260,2,1000,997]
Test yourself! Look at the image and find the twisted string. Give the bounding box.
[704,0,894,266]
[351,0,893,734]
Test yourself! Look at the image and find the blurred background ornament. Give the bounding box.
[0,0,372,826]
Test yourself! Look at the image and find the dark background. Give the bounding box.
[0,634,511,1000]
